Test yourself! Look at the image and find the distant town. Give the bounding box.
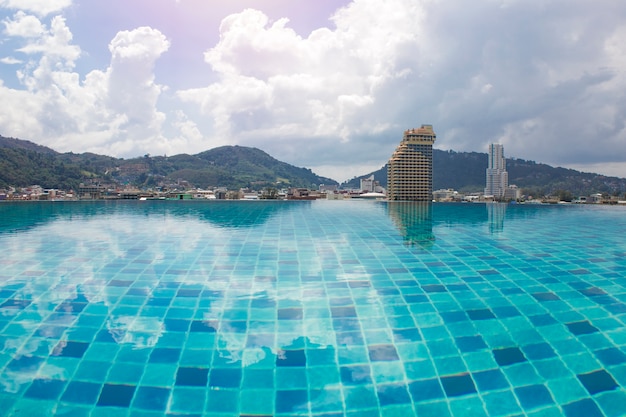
[2,158,624,205]
[1,126,625,204]
[3,178,624,204]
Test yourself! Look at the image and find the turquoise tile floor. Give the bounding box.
[0,200,625,416]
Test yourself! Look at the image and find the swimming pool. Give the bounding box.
[0,200,625,416]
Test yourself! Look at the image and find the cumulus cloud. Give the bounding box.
[421,1,626,166]
[0,0,71,17]
[49,26,179,157]
[0,13,185,157]
[0,56,22,64]
[104,27,170,148]
[18,16,78,59]
[0,14,80,139]
[176,0,626,179]
[2,0,626,180]
[178,2,426,174]
[2,11,45,37]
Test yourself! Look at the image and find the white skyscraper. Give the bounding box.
[485,144,508,198]
[360,175,375,192]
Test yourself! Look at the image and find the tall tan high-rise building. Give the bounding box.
[387,124,436,201]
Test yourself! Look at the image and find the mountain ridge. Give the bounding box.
[342,149,626,197]
[0,136,58,155]
[1,135,625,196]
[0,135,336,190]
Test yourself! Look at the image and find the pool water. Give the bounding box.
[0,200,625,417]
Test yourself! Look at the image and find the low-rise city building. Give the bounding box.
[433,189,463,202]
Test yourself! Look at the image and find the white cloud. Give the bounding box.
[16,16,80,76]
[0,20,178,157]
[171,110,205,150]
[176,0,626,180]
[0,0,72,17]
[2,11,45,37]
[178,2,427,168]
[0,56,22,64]
[418,1,626,166]
[2,0,626,181]
[62,27,174,157]
[0,85,42,139]
[106,27,170,131]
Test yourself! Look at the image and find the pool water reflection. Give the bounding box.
[0,200,625,416]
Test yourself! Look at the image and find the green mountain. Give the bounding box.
[0,136,58,154]
[342,149,626,197]
[0,137,106,190]
[3,135,625,196]
[0,136,336,190]
[115,145,337,189]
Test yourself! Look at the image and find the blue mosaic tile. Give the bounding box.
[276,349,306,367]
[210,368,242,388]
[455,335,487,353]
[60,381,102,405]
[595,389,626,417]
[473,368,509,391]
[392,328,422,342]
[165,318,191,332]
[528,313,558,327]
[467,308,496,320]
[493,305,521,318]
[523,342,557,360]
[482,389,522,416]
[368,344,400,361]
[577,369,619,395]
[275,389,308,413]
[493,347,527,366]
[514,384,554,409]
[276,367,307,389]
[376,383,412,405]
[422,284,447,293]
[504,362,543,386]
[96,383,136,407]
[567,321,600,336]
[562,398,604,417]
[149,348,182,364]
[6,355,44,373]
[0,299,32,309]
[594,347,626,367]
[343,385,378,409]
[440,311,469,324]
[3,201,626,416]
[169,386,207,413]
[440,373,476,397]
[580,287,608,297]
[175,367,208,387]
[408,378,445,402]
[24,378,66,400]
[340,365,372,385]
[206,389,239,413]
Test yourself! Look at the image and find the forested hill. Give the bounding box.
[342,149,626,197]
[0,136,336,190]
[0,136,58,154]
[3,134,625,196]
[140,145,337,189]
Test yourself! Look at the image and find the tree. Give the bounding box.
[261,187,278,199]
[556,190,574,202]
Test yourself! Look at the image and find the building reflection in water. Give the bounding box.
[486,202,507,233]
[385,202,434,248]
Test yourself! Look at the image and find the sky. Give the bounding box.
[1,0,626,182]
